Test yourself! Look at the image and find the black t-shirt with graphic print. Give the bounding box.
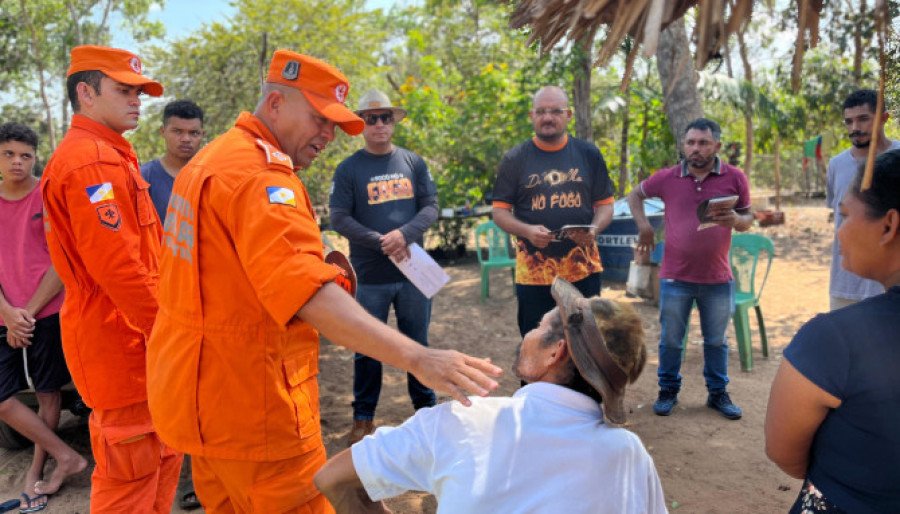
[330,147,437,283]
[492,136,613,285]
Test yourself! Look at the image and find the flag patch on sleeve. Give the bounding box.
[85,183,115,204]
[267,186,296,207]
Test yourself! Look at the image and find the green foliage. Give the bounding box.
[4,0,163,149]
[385,1,566,211]
[591,61,676,194]
[887,25,900,117]
[376,2,566,248]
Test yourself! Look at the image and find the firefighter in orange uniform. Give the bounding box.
[40,45,182,512]
[146,49,502,513]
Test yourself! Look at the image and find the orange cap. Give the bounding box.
[67,45,163,97]
[266,50,364,136]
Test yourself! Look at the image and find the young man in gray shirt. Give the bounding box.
[826,89,898,310]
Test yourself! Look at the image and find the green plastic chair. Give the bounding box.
[474,220,516,300]
[729,233,774,371]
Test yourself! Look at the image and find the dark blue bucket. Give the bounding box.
[597,198,664,282]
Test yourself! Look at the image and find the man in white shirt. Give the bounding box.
[315,278,667,514]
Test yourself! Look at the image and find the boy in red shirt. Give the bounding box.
[0,122,87,513]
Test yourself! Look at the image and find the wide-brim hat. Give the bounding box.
[67,45,163,97]
[355,89,407,122]
[551,277,646,426]
[266,50,364,136]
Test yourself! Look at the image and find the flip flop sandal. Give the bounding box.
[18,493,47,513]
[0,499,18,513]
[179,491,201,510]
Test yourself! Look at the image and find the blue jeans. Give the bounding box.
[657,279,734,392]
[353,281,435,420]
[515,273,601,337]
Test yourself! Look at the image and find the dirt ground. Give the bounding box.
[0,204,833,513]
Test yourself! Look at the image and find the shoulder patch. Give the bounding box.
[255,139,294,170]
[86,182,115,203]
[267,186,296,207]
[96,203,121,231]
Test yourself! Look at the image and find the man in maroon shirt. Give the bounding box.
[627,118,753,420]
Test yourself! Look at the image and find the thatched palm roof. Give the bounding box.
[509,0,824,90]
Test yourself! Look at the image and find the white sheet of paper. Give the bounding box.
[390,243,451,299]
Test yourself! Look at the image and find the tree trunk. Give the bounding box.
[572,27,597,141]
[774,131,782,210]
[655,18,703,154]
[639,101,651,182]
[618,90,631,197]
[737,30,753,178]
[853,0,866,83]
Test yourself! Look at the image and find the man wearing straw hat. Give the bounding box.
[314,278,666,514]
[329,89,439,446]
[147,52,500,513]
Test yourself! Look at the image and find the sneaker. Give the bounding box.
[653,389,679,416]
[707,391,742,420]
[347,419,375,447]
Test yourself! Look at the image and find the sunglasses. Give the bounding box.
[363,113,394,126]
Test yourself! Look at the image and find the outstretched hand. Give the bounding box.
[411,350,502,406]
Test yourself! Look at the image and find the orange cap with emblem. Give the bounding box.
[266,50,364,136]
[67,45,163,97]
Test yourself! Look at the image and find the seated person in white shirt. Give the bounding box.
[315,277,668,514]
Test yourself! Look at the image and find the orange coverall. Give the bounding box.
[147,112,341,513]
[41,114,181,512]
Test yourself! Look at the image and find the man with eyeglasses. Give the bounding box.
[329,89,440,446]
[492,85,614,338]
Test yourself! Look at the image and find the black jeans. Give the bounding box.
[352,281,435,420]
[514,273,601,337]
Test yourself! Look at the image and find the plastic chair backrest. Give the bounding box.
[730,233,775,300]
[475,220,512,263]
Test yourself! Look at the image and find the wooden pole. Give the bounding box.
[774,132,782,211]
[861,0,887,191]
